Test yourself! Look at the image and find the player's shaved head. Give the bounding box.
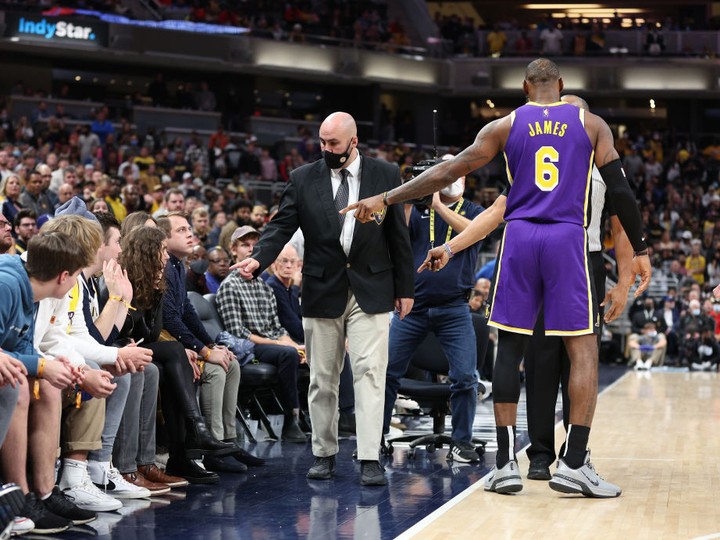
[525,58,561,85]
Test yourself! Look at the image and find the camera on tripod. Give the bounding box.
[402,109,443,209]
[406,158,442,208]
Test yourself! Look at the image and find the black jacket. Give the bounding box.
[252,156,414,318]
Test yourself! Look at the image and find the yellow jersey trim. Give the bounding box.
[582,150,594,228]
[487,224,508,324]
[545,329,595,336]
[526,101,565,107]
[487,320,534,335]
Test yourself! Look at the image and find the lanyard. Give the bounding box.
[429,198,463,248]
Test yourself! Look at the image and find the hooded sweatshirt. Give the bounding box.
[0,254,40,374]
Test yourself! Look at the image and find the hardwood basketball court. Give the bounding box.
[398,371,720,540]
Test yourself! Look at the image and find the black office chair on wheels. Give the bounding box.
[384,312,489,459]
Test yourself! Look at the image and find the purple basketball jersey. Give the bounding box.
[503,102,594,227]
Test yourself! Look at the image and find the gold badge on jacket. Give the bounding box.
[371,207,386,225]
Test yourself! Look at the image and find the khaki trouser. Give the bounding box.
[61,390,105,453]
[304,293,389,461]
[630,345,667,367]
[199,360,241,440]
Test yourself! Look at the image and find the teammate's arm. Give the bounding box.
[418,195,506,273]
[601,215,635,322]
[592,116,651,295]
[594,119,645,252]
[430,193,472,232]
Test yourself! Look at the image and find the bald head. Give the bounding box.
[319,111,359,169]
[525,58,561,85]
[320,112,357,139]
[561,94,589,111]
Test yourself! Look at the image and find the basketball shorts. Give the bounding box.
[488,219,598,336]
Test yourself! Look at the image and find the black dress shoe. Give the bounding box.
[306,456,336,480]
[282,419,308,443]
[230,447,265,467]
[166,456,219,484]
[203,455,248,474]
[360,461,387,486]
[527,461,552,481]
[185,417,237,458]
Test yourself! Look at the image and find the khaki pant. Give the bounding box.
[630,345,667,367]
[304,293,389,461]
[61,391,105,453]
[199,360,241,440]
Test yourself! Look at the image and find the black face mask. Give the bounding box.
[323,140,353,170]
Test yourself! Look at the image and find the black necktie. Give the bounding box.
[334,169,349,228]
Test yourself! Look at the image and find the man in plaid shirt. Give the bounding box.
[216,226,307,443]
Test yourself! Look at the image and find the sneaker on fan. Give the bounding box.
[17,493,70,535]
[394,397,420,413]
[59,463,123,512]
[10,516,35,537]
[549,451,621,498]
[447,440,481,463]
[88,462,151,500]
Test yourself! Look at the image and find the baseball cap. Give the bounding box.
[161,174,172,184]
[183,172,192,181]
[192,178,204,188]
[54,196,98,222]
[231,225,260,244]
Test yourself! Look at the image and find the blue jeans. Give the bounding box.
[384,304,478,443]
[0,384,18,447]
[113,363,160,473]
[88,372,131,463]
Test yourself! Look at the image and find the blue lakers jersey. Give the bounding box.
[503,102,594,227]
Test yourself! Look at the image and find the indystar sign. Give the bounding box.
[4,13,108,46]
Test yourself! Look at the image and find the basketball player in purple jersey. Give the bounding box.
[345,58,652,498]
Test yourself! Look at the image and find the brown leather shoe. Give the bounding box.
[121,471,171,495]
[138,464,189,488]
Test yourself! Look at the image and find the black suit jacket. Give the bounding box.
[252,156,414,318]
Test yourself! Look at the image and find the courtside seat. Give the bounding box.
[385,314,488,459]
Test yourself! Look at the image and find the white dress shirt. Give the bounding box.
[331,153,362,256]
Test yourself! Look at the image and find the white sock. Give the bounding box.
[60,458,88,488]
[87,460,111,484]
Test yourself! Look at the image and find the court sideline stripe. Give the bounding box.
[394,370,632,540]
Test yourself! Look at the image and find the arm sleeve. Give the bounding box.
[251,177,300,274]
[36,297,85,367]
[271,285,304,343]
[216,281,252,340]
[58,281,118,365]
[599,159,647,252]
[181,295,214,345]
[266,287,288,340]
[161,265,209,352]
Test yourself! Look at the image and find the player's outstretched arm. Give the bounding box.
[346,117,509,223]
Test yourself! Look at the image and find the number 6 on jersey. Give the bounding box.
[535,146,559,191]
